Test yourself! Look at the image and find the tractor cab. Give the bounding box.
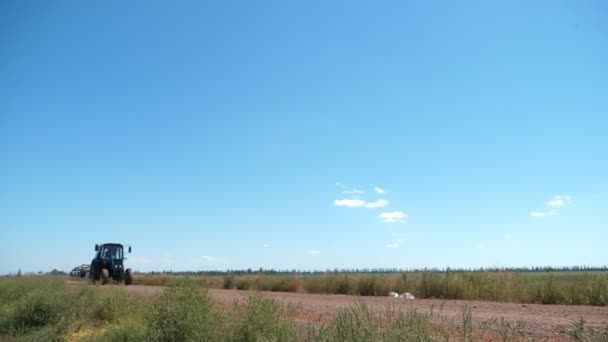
[95,243,130,261]
[90,243,134,285]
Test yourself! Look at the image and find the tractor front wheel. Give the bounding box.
[125,269,133,285]
[101,269,110,285]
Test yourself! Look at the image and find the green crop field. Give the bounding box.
[132,271,608,306]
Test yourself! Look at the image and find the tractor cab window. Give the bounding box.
[113,247,123,259]
[101,247,110,259]
[100,245,123,260]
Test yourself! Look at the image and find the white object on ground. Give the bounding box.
[399,292,415,300]
[388,291,399,298]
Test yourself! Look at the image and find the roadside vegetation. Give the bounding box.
[2,277,607,341]
[133,271,608,306]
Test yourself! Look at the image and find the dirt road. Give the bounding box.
[67,281,608,339]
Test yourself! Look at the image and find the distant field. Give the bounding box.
[2,276,608,341]
[133,271,608,306]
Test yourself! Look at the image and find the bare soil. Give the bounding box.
[67,281,608,340]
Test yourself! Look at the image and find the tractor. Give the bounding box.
[89,243,134,285]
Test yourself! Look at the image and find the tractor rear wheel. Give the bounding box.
[125,268,133,285]
[101,269,109,285]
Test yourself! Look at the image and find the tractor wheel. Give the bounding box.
[125,268,133,285]
[101,269,110,285]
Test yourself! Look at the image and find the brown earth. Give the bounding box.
[66,281,608,340]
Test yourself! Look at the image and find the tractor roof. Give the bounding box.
[100,243,124,247]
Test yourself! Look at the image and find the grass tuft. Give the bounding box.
[145,278,222,342]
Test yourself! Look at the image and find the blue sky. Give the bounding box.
[1,1,607,274]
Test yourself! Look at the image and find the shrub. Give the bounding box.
[223,275,235,289]
[236,277,252,291]
[323,302,380,341]
[255,275,274,291]
[311,303,433,342]
[589,276,608,306]
[145,278,223,342]
[283,278,302,293]
[303,276,326,294]
[228,295,298,341]
[134,274,173,286]
[382,307,433,341]
[538,276,566,305]
[90,289,133,323]
[263,276,301,293]
[356,275,381,296]
[1,287,69,333]
[334,275,354,295]
[419,272,442,299]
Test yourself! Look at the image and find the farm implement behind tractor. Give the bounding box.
[70,264,90,278]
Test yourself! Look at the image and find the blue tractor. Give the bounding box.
[89,243,134,285]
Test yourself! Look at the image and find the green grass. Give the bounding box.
[309,303,436,342]
[0,277,71,337]
[227,295,299,341]
[0,275,608,342]
[145,278,223,341]
[3,276,606,341]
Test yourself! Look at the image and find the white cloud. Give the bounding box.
[374,187,385,194]
[503,234,512,241]
[546,195,572,207]
[365,199,389,208]
[530,195,572,217]
[336,182,363,196]
[342,189,364,196]
[385,242,400,248]
[546,199,564,207]
[379,211,407,223]
[307,250,321,255]
[334,199,366,208]
[477,243,486,249]
[263,244,270,248]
